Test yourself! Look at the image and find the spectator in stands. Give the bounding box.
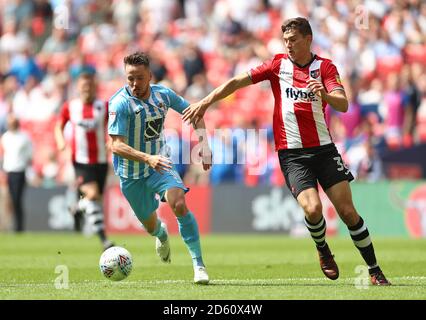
[415,73,426,142]
[12,75,38,120]
[149,49,168,83]
[40,27,71,54]
[7,44,44,86]
[185,73,212,102]
[209,129,243,185]
[0,0,425,187]
[2,0,34,29]
[182,42,206,87]
[0,114,32,232]
[0,18,30,55]
[383,72,405,149]
[402,63,422,147]
[0,77,11,135]
[218,11,245,48]
[31,0,54,51]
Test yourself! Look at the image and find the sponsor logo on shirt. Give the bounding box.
[285,87,318,102]
[144,117,164,141]
[77,119,99,130]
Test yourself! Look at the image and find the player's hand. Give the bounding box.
[199,144,213,171]
[183,102,208,125]
[147,155,172,174]
[307,78,326,98]
[57,142,66,152]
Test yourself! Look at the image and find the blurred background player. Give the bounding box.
[0,114,32,232]
[108,52,212,284]
[183,17,391,286]
[54,66,114,251]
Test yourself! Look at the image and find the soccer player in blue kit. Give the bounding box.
[108,52,211,284]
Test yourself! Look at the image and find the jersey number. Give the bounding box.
[333,156,350,175]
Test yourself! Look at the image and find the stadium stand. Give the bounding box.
[0,0,425,188]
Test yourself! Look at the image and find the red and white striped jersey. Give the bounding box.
[249,54,344,150]
[59,98,108,164]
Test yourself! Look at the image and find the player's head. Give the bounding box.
[7,113,19,131]
[76,66,96,103]
[124,51,152,100]
[281,17,313,62]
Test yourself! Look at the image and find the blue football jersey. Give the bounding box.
[108,84,189,179]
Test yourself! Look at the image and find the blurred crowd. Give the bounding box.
[0,0,425,191]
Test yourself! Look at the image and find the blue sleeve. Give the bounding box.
[166,87,190,114]
[108,96,129,136]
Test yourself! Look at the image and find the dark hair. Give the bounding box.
[123,51,150,67]
[76,65,96,79]
[281,17,312,36]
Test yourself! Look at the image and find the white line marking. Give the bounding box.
[1,276,426,288]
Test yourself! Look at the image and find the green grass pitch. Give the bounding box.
[1,233,425,300]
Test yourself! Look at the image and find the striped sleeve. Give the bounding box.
[108,96,129,137]
[321,61,344,93]
[166,87,190,114]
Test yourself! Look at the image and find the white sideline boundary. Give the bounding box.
[2,276,426,287]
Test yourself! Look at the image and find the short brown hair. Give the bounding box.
[281,17,312,36]
[123,51,150,67]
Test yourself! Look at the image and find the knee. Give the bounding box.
[83,189,99,200]
[145,224,156,234]
[80,183,100,200]
[302,202,323,223]
[171,198,188,217]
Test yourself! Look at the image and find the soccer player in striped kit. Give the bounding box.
[55,66,114,251]
[108,52,211,284]
[183,17,390,285]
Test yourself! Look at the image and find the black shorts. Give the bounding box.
[278,143,354,199]
[73,162,109,194]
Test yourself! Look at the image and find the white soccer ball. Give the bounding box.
[99,246,133,281]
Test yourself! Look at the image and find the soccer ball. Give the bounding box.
[99,246,133,281]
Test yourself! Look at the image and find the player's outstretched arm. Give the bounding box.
[182,72,253,125]
[54,121,67,152]
[110,135,172,173]
[193,118,212,171]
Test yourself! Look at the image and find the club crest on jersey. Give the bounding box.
[157,102,166,111]
[310,69,320,79]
